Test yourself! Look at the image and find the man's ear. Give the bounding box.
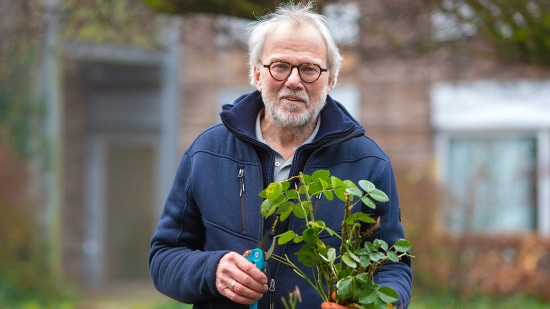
[254,66,262,92]
[326,73,334,93]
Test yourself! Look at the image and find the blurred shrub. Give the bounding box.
[0,146,71,308]
[430,233,550,299]
[397,167,550,301]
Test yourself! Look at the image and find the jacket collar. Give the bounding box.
[220,90,365,144]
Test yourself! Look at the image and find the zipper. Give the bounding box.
[269,278,276,309]
[268,215,281,309]
[238,168,247,231]
[313,194,321,216]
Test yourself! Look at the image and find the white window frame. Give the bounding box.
[432,79,550,235]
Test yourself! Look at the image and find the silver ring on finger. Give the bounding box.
[230,280,238,291]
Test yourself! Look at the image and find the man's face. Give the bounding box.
[254,23,333,129]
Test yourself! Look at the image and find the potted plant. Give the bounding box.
[259,169,413,309]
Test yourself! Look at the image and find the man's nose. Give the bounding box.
[286,67,302,86]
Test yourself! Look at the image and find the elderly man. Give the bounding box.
[149,1,412,308]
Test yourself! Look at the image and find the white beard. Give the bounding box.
[262,88,327,130]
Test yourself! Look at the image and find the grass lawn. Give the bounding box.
[145,294,550,309]
[5,293,549,309]
[408,293,550,309]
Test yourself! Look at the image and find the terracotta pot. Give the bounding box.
[321,302,355,309]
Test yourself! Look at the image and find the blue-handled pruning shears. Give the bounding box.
[243,233,275,309]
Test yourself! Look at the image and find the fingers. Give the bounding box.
[216,252,269,305]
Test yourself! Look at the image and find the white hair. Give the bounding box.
[247,1,343,88]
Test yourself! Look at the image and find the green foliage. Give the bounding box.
[430,0,550,66]
[141,0,331,19]
[0,42,45,160]
[0,147,70,308]
[152,302,192,309]
[410,293,550,309]
[259,170,413,308]
[64,0,161,47]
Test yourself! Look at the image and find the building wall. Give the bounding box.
[62,62,87,283]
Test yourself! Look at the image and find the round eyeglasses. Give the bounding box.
[262,61,328,83]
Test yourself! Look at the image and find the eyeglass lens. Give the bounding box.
[268,62,323,83]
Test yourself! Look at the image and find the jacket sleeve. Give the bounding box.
[372,160,413,308]
[148,151,228,303]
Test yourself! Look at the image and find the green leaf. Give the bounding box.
[319,177,330,190]
[369,188,389,203]
[302,228,318,243]
[311,169,330,180]
[258,189,267,198]
[342,253,358,268]
[265,182,283,201]
[325,226,339,237]
[359,254,371,268]
[300,173,312,185]
[364,242,375,253]
[320,247,336,263]
[346,187,363,197]
[370,252,386,262]
[309,220,325,229]
[304,200,314,212]
[326,247,337,263]
[293,203,307,219]
[353,212,377,224]
[260,199,274,217]
[277,230,296,245]
[279,205,293,222]
[281,180,290,191]
[373,239,388,251]
[378,286,399,304]
[309,180,324,195]
[358,180,375,192]
[387,251,399,262]
[331,175,344,188]
[349,251,361,263]
[355,273,370,284]
[285,189,298,200]
[343,180,356,189]
[336,277,354,300]
[323,190,334,201]
[295,244,321,267]
[334,186,348,201]
[358,285,378,305]
[361,196,376,209]
[394,239,412,252]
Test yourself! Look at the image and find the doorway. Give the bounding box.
[82,61,163,288]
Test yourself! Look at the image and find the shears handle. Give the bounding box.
[244,248,266,271]
[243,248,266,309]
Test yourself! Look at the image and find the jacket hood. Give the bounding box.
[220,90,365,143]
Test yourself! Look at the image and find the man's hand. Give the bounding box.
[216,252,269,304]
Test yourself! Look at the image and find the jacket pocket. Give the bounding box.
[238,167,247,231]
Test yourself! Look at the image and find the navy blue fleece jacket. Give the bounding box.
[149,91,413,308]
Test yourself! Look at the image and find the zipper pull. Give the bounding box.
[269,278,276,309]
[238,168,245,197]
[269,278,276,292]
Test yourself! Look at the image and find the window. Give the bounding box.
[431,1,476,41]
[445,135,537,232]
[432,80,550,234]
[324,2,360,45]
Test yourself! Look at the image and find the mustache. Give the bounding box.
[278,90,309,106]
